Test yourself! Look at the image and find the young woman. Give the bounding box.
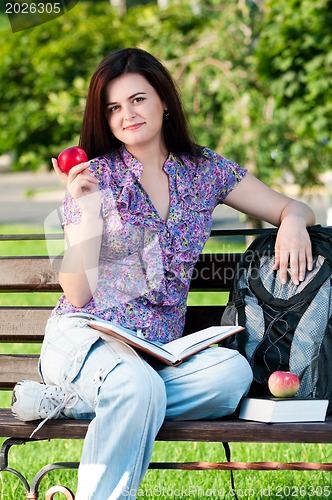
[12,48,315,499]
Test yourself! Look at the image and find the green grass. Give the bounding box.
[1,226,331,499]
[0,437,331,499]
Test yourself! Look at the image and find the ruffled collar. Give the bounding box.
[113,145,200,229]
[119,145,144,181]
[116,145,165,228]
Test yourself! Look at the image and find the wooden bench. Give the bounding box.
[1,230,332,500]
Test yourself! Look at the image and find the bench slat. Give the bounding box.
[0,306,226,342]
[191,253,241,290]
[1,409,332,444]
[0,254,241,292]
[0,257,60,292]
[184,305,226,335]
[0,307,53,341]
[0,303,227,388]
[0,355,40,388]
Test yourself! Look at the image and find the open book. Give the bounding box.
[89,319,244,366]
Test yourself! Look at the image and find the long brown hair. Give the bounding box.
[79,48,198,159]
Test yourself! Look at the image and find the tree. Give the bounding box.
[255,0,332,188]
[0,0,330,194]
[0,3,125,170]
[0,1,207,170]
[110,0,126,15]
[150,0,285,190]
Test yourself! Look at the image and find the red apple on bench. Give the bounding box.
[58,146,88,174]
[268,371,300,398]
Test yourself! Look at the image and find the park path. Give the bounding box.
[0,170,330,228]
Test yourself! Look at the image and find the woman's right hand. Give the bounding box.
[51,157,101,216]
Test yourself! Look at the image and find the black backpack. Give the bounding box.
[221,225,332,410]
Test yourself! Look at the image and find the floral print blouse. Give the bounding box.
[51,145,246,343]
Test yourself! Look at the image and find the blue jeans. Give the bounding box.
[39,313,253,500]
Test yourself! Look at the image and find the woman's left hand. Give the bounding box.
[223,173,315,286]
[273,216,313,285]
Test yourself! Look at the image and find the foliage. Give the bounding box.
[0,4,125,170]
[0,2,206,170]
[139,1,291,188]
[255,0,332,188]
[0,0,330,191]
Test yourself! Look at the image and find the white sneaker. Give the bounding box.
[11,380,78,437]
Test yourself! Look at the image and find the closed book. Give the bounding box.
[89,319,243,366]
[239,397,329,423]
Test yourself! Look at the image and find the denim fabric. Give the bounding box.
[39,313,253,499]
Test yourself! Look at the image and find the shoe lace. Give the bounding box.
[29,392,78,439]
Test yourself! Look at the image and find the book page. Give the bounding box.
[89,320,242,365]
[163,326,240,357]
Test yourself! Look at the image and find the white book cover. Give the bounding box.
[239,397,329,423]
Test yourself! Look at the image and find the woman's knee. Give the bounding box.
[206,350,252,416]
[162,347,252,419]
[204,348,252,386]
[224,350,253,394]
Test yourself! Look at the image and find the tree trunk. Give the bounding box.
[110,0,126,15]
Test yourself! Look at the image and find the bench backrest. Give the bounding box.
[0,230,261,392]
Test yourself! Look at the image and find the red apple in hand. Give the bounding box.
[57,146,88,174]
[268,371,300,398]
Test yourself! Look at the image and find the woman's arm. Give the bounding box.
[52,159,103,307]
[60,211,103,307]
[224,172,316,285]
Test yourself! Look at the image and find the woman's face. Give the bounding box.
[105,72,167,154]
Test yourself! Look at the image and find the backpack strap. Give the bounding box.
[249,254,332,308]
[222,442,239,500]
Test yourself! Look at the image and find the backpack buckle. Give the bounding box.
[234,291,245,309]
